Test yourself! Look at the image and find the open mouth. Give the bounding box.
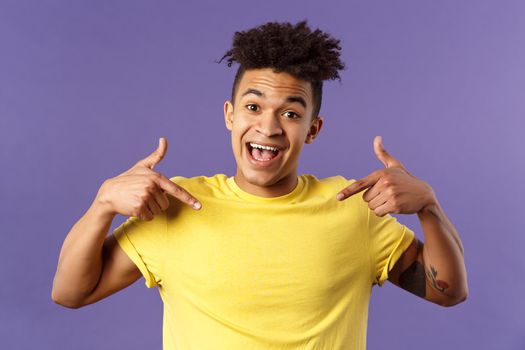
[246,142,283,166]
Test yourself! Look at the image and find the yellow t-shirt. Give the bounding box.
[113,174,414,350]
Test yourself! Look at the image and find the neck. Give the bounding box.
[233,172,298,198]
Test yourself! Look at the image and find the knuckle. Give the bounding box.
[132,199,143,210]
[138,192,150,202]
[150,172,162,181]
[144,181,157,193]
[387,187,395,196]
[393,190,403,201]
[137,202,149,213]
[181,191,192,202]
[172,185,183,195]
[390,198,398,207]
[186,196,197,206]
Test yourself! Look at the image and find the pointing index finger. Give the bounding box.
[336,173,380,201]
[156,175,202,210]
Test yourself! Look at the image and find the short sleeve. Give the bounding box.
[113,212,167,288]
[367,207,415,287]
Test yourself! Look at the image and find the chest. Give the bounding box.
[163,204,371,317]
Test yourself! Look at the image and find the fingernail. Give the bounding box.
[336,193,344,201]
[193,201,201,210]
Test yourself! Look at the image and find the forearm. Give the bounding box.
[51,199,115,307]
[417,199,468,304]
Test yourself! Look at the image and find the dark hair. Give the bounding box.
[218,20,345,119]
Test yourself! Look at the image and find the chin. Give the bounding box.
[244,171,281,187]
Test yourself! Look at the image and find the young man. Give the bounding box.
[52,21,467,349]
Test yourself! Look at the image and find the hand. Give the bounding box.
[95,137,202,221]
[336,136,436,217]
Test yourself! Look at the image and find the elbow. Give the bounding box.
[51,289,85,310]
[438,288,469,308]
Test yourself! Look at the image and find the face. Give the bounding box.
[224,68,323,197]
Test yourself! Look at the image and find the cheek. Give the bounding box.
[231,117,251,138]
[231,131,241,155]
[230,120,249,154]
[289,130,307,147]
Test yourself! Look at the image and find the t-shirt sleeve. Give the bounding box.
[367,206,415,287]
[112,212,167,288]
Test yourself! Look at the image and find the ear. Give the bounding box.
[224,100,234,131]
[305,116,324,144]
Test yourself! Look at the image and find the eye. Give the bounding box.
[246,104,259,112]
[283,111,300,119]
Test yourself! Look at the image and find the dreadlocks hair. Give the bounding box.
[218,20,345,120]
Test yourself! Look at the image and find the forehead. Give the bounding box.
[236,68,313,104]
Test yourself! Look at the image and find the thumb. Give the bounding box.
[136,137,168,170]
[373,135,403,168]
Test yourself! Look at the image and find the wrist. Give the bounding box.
[417,198,440,217]
[91,195,117,220]
[418,185,440,216]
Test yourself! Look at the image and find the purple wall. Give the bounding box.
[2,1,524,349]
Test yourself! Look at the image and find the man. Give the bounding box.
[52,21,467,349]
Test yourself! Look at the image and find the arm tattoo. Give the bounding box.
[399,239,426,298]
[425,265,450,293]
[399,260,426,298]
[398,238,451,298]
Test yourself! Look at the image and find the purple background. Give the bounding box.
[1,1,524,349]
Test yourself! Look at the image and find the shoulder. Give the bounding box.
[302,174,357,193]
[299,175,363,207]
[168,174,229,195]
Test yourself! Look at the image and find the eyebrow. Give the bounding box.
[241,88,307,109]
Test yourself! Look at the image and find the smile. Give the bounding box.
[245,142,284,167]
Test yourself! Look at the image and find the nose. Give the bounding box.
[255,112,283,137]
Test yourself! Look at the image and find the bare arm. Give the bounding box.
[51,199,141,309]
[336,136,468,307]
[51,137,201,309]
[389,201,468,307]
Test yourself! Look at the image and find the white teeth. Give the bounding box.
[249,143,279,152]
